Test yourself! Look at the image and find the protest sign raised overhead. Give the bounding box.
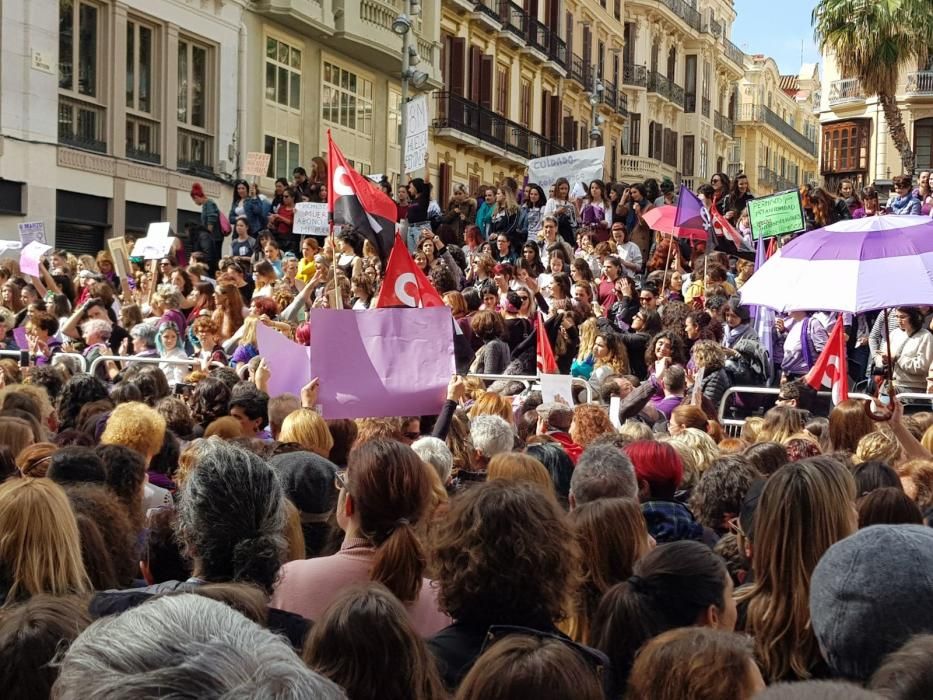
[527,147,605,191]
[243,152,272,178]
[404,95,429,174]
[17,221,47,247]
[309,307,454,419]
[19,240,51,277]
[293,202,329,236]
[747,189,806,240]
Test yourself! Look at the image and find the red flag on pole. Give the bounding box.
[373,233,445,308]
[710,207,752,252]
[536,311,558,374]
[327,131,397,260]
[805,316,849,405]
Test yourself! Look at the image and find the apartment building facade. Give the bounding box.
[818,50,933,191]
[0,0,441,252]
[618,0,744,190]
[733,56,820,196]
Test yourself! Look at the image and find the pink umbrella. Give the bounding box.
[642,205,706,241]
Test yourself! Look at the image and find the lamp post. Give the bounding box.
[589,62,604,146]
[392,2,428,188]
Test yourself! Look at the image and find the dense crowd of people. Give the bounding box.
[0,164,932,699]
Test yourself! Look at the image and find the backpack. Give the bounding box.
[724,338,771,387]
[218,210,232,236]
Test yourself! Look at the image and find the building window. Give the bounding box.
[388,90,402,146]
[915,118,933,171]
[496,66,509,116]
[682,135,695,175]
[263,135,300,180]
[177,38,214,170]
[58,0,106,152]
[821,120,870,175]
[628,113,641,156]
[699,139,709,178]
[265,36,301,110]
[126,20,159,163]
[520,79,531,127]
[322,62,373,136]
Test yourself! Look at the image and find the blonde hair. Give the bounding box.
[670,428,719,476]
[619,420,653,442]
[757,406,806,445]
[279,408,335,459]
[99,401,167,460]
[576,318,599,362]
[663,436,700,491]
[282,499,307,563]
[896,458,933,512]
[468,391,514,423]
[240,316,261,348]
[487,452,554,494]
[854,430,901,466]
[0,478,91,604]
[741,416,764,443]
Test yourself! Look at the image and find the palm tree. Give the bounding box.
[813,0,933,175]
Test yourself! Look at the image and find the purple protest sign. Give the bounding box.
[12,326,27,350]
[309,307,454,419]
[256,321,311,398]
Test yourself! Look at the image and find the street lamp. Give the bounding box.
[589,63,604,146]
[395,0,424,186]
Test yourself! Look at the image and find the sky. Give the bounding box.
[731,0,823,77]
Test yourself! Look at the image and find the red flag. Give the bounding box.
[805,316,849,405]
[536,311,557,375]
[710,207,752,252]
[327,131,397,260]
[373,234,445,308]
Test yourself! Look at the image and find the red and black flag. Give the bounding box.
[327,131,396,260]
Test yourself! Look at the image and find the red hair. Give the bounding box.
[295,322,311,346]
[623,441,683,500]
[190,183,205,198]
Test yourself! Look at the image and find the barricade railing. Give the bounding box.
[0,349,88,373]
[467,373,595,405]
[715,386,924,435]
[89,354,201,377]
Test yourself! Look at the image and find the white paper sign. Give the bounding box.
[243,151,272,178]
[146,221,172,239]
[131,235,175,260]
[404,95,429,174]
[609,396,623,430]
[293,202,329,236]
[17,221,47,247]
[527,146,606,190]
[539,373,574,406]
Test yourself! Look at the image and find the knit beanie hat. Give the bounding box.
[810,525,933,682]
[269,451,338,518]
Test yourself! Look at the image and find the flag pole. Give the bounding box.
[330,223,343,310]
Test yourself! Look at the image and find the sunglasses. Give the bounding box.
[334,468,348,491]
[403,431,421,441]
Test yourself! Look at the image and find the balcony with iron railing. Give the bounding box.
[58,96,107,153]
[178,128,214,175]
[623,64,648,88]
[906,71,933,96]
[548,32,568,70]
[125,115,161,165]
[727,162,743,178]
[617,91,628,116]
[433,91,568,160]
[828,78,865,107]
[714,110,734,137]
[499,0,527,42]
[646,70,685,108]
[757,165,779,190]
[658,0,701,31]
[473,0,501,22]
[603,82,618,110]
[776,174,798,192]
[570,54,590,88]
[737,104,817,156]
[722,38,744,69]
[684,94,696,112]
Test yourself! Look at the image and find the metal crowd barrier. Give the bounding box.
[467,373,595,405]
[89,354,201,377]
[715,386,927,435]
[0,349,88,373]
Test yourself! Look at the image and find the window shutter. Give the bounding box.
[479,56,494,109]
[450,38,466,97]
[469,46,482,103]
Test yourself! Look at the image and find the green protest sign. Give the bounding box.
[747,189,805,240]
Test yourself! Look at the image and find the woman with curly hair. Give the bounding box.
[589,329,630,391]
[691,339,732,409]
[428,480,581,689]
[570,404,615,448]
[57,374,109,432]
[189,376,231,431]
[645,330,688,385]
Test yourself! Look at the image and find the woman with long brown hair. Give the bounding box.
[304,583,447,700]
[829,399,876,454]
[566,498,654,643]
[272,439,449,637]
[735,456,857,682]
[0,478,91,605]
[211,284,245,342]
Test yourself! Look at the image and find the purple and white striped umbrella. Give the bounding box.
[738,215,933,313]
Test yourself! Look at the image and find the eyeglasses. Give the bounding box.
[518,295,530,301]
[639,296,654,302]
[159,262,171,267]
[334,469,348,491]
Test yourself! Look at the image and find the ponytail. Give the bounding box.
[370,520,426,602]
